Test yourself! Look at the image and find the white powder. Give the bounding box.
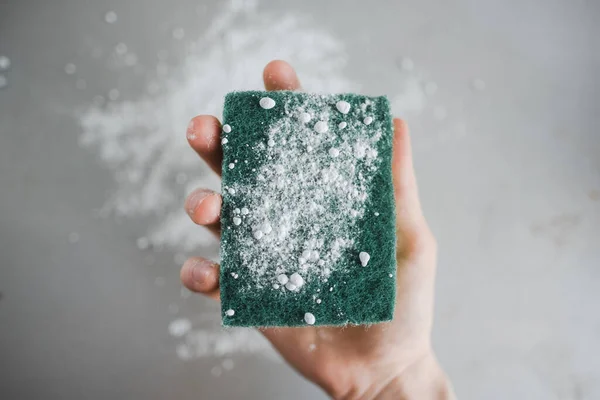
[168,318,192,337]
[259,97,276,109]
[64,63,77,75]
[223,94,384,292]
[0,55,10,71]
[104,11,117,24]
[78,1,355,256]
[304,312,316,325]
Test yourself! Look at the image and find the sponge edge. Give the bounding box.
[219,90,396,327]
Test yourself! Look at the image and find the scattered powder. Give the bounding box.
[73,0,457,363]
[104,11,118,24]
[168,318,192,337]
[0,55,10,71]
[77,1,354,256]
[64,63,77,75]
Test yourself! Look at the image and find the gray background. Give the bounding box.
[1,0,599,399]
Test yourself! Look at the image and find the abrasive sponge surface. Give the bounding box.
[220,90,396,327]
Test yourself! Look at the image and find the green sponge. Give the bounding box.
[219,90,396,327]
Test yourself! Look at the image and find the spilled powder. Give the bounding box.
[74,0,462,362]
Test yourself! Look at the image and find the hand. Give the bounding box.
[180,60,455,400]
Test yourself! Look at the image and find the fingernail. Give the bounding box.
[185,189,213,216]
[186,119,196,140]
[190,260,216,289]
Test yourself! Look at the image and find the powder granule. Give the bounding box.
[220,91,396,327]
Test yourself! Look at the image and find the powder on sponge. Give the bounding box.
[219,90,396,327]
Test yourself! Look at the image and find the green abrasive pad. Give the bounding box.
[219,90,396,327]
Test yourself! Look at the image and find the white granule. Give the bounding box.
[168,318,192,337]
[225,309,235,317]
[241,207,249,215]
[338,121,347,129]
[313,121,328,134]
[273,283,280,289]
[285,282,297,291]
[223,124,232,133]
[289,272,304,288]
[229,163,235,169]
[329,148,340,158]
[259,97,276,109]
[104,11,117,24]
[299,112,311,123]
[359,251,370,266]
[222,138,228,144]
[233,217,241,225]
[267,139,275,147]
[363,116,373,125]
[335,100,351,114]
[316,299,322,304]
[304,312,316,325]
[64,63,77,75]
[277,274,289,285]
[228,188,235,195]
[0,55,10,71]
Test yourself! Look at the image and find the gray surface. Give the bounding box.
[1,0,599,399]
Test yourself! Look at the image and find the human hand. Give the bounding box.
[180,60,455,400]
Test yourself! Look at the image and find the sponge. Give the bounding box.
[219,91,396,327]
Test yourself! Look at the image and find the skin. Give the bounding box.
[181,60,456,400]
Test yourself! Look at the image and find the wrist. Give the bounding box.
[335,353,455,400]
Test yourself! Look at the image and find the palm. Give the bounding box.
[180,60,441,398]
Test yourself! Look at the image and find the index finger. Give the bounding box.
[263,60,301,91]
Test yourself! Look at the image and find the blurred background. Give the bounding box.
[0,0,598,398]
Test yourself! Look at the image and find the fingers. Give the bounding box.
[186,115,223,175]
[180,257,220,301]
[391,119,437,261]
[391,118,425,227]
[263,60,302,91]
[185,188,222,236]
